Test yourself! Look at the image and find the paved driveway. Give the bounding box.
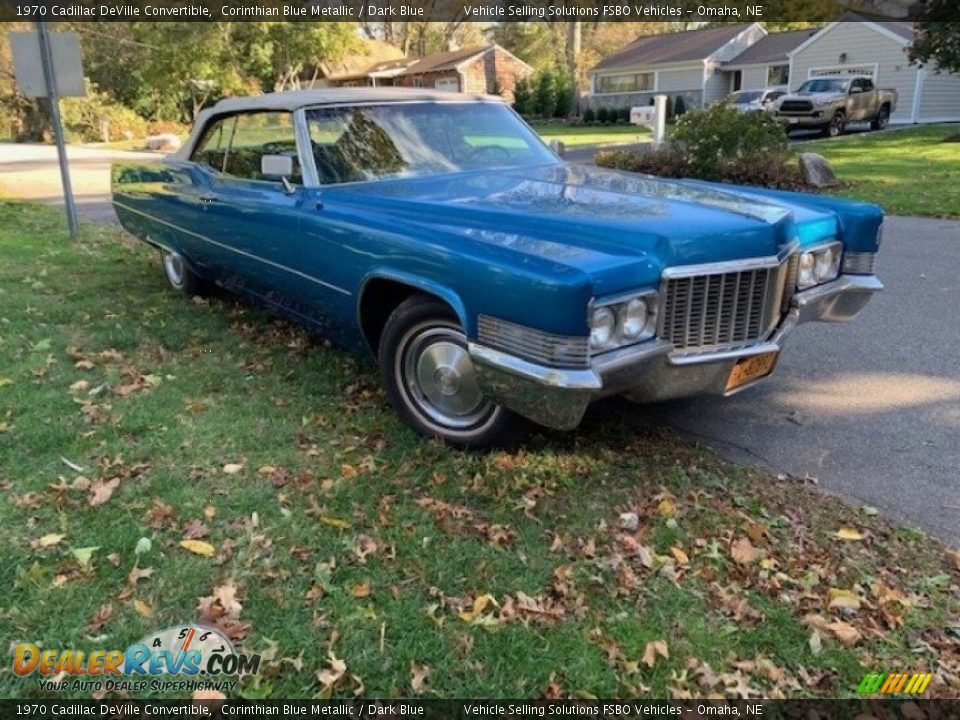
[2,143,958,544]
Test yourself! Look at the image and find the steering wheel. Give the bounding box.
[465,145,511,163]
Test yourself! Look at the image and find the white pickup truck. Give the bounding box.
[775,76,898,137]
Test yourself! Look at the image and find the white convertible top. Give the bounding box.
[175,88,504,159]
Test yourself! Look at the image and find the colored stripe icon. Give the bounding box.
[858,672,933,695]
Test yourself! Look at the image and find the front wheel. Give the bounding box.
[825,111,846,138]
[161,250,211,297]
[378,295,520,448]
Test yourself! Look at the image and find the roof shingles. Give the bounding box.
[591,24,752,72]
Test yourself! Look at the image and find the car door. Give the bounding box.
[849,79,870,121]
[187,111,308,306]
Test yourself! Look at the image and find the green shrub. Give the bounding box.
[513,77,532,117]
[60,82,147,143]
[674,95,687,117]
[596,104,804,189]
[671,103,791,179]
[533,70,557,119]
[582,107,596,124]
[596,107,610,124]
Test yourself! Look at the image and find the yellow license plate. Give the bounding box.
[726,351,779,392]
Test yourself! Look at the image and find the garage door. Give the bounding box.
[434,78,459,92]
[809,65,877,80]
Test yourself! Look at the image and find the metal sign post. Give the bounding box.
[36,22,79,236]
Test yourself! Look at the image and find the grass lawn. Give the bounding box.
[0,200,958,700]
[534,123,651,148]
[803,124,960,218]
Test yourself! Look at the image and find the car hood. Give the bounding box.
[787,91,845,101]
[324,163,841,292]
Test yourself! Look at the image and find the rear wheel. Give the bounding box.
[378,295,520,448]
[825,111,846,138]
[161,250,210,297]
[871,106,890,131]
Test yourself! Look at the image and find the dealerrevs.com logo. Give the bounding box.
[13,624,260,693]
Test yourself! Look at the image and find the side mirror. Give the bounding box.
[261,154,294,179]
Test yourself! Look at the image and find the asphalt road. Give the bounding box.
[2,142,957,544]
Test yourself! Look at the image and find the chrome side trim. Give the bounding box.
[113,200,352,296]
[468,343,601,390]
[477,315,589,369]
[841,251,876,275]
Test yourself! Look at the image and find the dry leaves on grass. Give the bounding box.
[197,581,251,642]
[180,540,217,557]
[642,640,669,668]
[410,662,431,694]
[88,477,120,507]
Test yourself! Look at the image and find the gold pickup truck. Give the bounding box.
[775,76,898,137]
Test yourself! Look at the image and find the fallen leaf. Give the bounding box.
[70,380,90,392]
[88,478,120,507]
[222,463,244,475]
[128,566,154,586]
[657,498,676,518]
[730,537,758,565]
[316,651,346,688]
[809,630,822,655]
[827,621,861,646]
[835,528,864,541]
[459,594,499,623]
[87,603,113,632]
[410,661,431,694]
[133,599,153,618]
[321,516,351,530]
[641,640,669,667]
[70,546,100,567]
[38,533,66,548]
[670,547,689,566]
[180,540,216,557]
[827,588,862,612]
[75,360,95,370]
[203,505,217,520]
[350,581,371,599]
[340,464,358,479]
[182,520,209,539]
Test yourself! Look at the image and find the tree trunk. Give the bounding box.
[566,22,582,116]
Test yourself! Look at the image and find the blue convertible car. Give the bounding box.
[112,89,883,446]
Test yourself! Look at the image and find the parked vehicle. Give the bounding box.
[775,76,897,137]
[724,88,786,113]
[112,89,884,446]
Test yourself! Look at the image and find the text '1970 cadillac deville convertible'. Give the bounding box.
[112,89,884,447]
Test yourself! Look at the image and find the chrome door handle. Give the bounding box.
[198,194,218,203]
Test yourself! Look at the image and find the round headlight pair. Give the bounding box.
[798,244,842,289]
[590,298,652,349]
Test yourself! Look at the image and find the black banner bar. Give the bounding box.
[1,0,958,23]
[2,700,960,720]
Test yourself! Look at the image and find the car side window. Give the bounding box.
[861,78,874,92]
[191,112,302,184]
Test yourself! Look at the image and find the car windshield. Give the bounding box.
[305,102,558,185]
[730,91,763,104]
[798,79,849,93]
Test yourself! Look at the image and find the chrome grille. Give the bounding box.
[478,315,589,368]
[660,254,796,354]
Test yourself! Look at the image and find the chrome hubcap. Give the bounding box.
[163,252,185,288]
[402,326,492,429]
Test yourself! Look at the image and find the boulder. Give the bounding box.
[798,152,838,188]
[144,133,182,152]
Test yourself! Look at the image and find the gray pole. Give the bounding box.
[36,21,79,236]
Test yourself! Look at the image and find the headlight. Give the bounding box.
[620,298,649,340]
[798,242,843,289]
[589,307,616,348]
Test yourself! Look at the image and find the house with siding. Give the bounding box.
[587,17,960,124]
[323,44,533,103]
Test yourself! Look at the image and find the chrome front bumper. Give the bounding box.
[469,274,882,430]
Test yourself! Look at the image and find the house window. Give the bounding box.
[434,78,460,92]
[768,64,789,87]
[596,72,654,94]
[412,77,423,88]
